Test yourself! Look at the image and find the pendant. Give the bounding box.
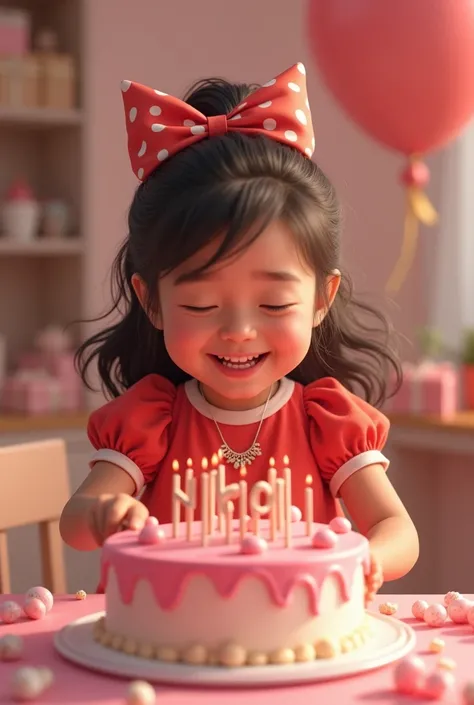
[219,441,262,469]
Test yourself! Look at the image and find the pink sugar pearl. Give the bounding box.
[0,634,24,661]
[23,597,46,620]
[424,604,448,628]
[312,528,337,549]
[444,590,461,607]
[412,599,429,620]
[329,516,351,534]
[448,596,471,624]
[467,605,474,628]
[0,601,22,624]
[25,586,53,613]
[290,506,302,523]
[138,524,165,545]
[241,535,268,555]
[393,656,426,695]
[423,669,455,700]
[145,516,159,527]
[463,681,474,705]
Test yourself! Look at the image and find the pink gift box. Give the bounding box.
[386,362,459,419]
[18,350,79,386]
[0,9,29,56]
[1,371,83,415]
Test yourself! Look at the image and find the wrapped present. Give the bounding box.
[385,362,459,419]
[1,369,82,415]
[18,350,78,384]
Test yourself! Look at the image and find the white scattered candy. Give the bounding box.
[0,634,24,661]
[429,638,445,654]
[23,598,46,621]
[75,590,87,600]
[0,600,22,624]
[127,679,156,705]
[10,667,45,701]
[437,656,457,671]
[424,603,447,627]
[412,599,429,620]
[25,587,53,613]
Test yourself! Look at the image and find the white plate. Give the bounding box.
[54,610,415,687]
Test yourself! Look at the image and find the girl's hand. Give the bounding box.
[365,552,384,606]
[87,493,149,546]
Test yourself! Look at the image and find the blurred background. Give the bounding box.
[0,0,473,595]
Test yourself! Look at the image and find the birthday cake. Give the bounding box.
[94,513,372,667]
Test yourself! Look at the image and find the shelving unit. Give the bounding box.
[0,0,83,374]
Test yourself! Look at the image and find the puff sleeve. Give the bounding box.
[87,374,176,494]
[304,377,390,498]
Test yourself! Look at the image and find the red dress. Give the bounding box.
[87,375,390,524]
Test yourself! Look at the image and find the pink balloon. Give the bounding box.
[307,0,474,155]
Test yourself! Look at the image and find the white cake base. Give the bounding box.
[54,610,415,687]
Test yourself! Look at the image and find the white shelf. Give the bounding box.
[0,106,82,128]
[0,238,84,256]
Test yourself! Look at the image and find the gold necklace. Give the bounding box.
[198,383,274,469]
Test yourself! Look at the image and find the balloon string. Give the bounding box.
[385,192,419,294]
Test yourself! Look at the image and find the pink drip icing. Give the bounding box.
[101,522,370,617]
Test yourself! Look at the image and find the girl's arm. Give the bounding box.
[339,464,419,581]
[60,461,148,550]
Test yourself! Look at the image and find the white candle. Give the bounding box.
[275,478,285,533]
[268,458,277,541]
[210,453,219,534]
[239,466,248,541]
[225,500,234,544]
[249,480,274,538]
[172,460,180,538]
[201,471,209,546]
[185,464,196,542]
[305,474,313,536]
[283,458,292,547]
[217,464,240,533]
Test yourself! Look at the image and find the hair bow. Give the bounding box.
[120,63,315,181]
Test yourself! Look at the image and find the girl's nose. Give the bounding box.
[219,313,257,343]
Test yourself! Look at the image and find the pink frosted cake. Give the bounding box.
[94,517,372,667]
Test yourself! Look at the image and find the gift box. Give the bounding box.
[18,350,78,385]
[1,369,82,415]
[385,362,459,419]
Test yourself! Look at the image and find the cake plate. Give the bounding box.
[54,610,416,687]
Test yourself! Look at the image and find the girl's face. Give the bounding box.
[136,220,339,410]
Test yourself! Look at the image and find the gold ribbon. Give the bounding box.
[385,159,438,294]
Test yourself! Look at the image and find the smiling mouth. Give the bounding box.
[211,353,268,369]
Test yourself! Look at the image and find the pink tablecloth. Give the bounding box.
[0,594,472,704]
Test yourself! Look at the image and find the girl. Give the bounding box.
[60,63,419,597]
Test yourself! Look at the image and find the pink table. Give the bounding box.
[0,594,472,704]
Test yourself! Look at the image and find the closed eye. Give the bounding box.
[261,304,296,311]
[180,305,217,312]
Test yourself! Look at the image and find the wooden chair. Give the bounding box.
[0,439,70,594]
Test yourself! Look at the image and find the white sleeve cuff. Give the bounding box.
[89,449,146,495]
[329,450,389,498]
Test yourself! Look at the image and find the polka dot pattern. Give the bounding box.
[121,63,315,181]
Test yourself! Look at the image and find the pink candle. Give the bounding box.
[239,466,248,541]
[171,460,180,538]
[305,474,313,536]
[268,458,277,541]
[283,456,292,548]
[201,471,209,546]
[185,463,196,542]
[225,500,234,544]
[209,453,219,533]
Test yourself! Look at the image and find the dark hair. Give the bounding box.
[77,76,402,407]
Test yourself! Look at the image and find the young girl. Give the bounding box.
[60,63,418,597]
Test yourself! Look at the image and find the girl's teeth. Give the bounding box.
[216,354,263,369]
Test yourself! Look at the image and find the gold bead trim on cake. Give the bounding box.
[93,616,372,667]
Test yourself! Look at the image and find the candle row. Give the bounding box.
[171,456,315,546]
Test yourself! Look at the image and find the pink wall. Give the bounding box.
[82,0,434,365]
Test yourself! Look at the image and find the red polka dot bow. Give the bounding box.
[121,63,315,181]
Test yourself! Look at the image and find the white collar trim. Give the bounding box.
[184,377,295,425]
